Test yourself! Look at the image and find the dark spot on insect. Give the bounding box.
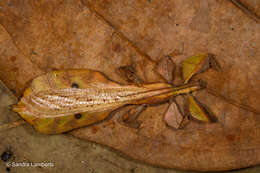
[6,167,11,172]
[1,150,13,162]
[75,113,82,119]
[71,82,79,88]
[231,27,234,31]
[176,23,179,26]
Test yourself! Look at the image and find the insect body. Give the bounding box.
[13,69,203,134]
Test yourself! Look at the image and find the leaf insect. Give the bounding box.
[11,54,218,134]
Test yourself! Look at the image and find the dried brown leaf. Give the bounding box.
[0,0,260,171]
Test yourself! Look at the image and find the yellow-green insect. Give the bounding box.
[12,69,203,134]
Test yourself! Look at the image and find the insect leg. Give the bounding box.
[117,104,147,129]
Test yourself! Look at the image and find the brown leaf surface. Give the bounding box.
[0,0,260,171]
